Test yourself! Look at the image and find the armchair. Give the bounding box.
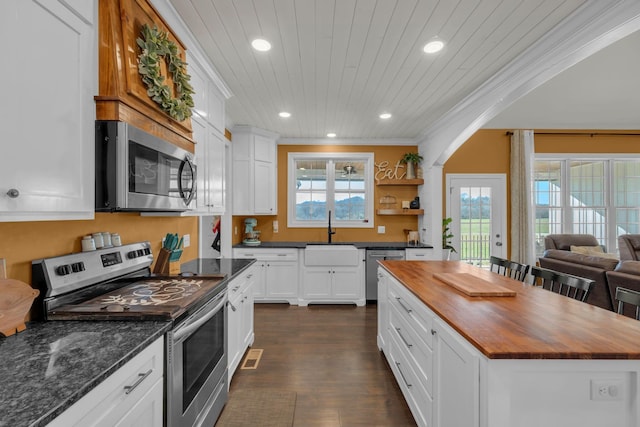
[618,234,640,261]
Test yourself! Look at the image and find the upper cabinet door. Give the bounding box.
[0,0,96,221]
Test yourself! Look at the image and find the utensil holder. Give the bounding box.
[153,248,182,275]
[153,248,172,275]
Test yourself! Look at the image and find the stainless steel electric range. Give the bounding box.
[32,241,229,427]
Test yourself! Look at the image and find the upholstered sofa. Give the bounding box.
[539,234,619,311]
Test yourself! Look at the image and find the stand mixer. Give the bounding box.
[243,218,261,246]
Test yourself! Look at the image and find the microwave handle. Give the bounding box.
[177,156,196,206]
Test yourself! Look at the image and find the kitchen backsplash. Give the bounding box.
[0,213,198,293]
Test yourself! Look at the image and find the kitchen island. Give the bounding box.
[378,260,640,427]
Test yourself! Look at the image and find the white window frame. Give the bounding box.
[534,153,640,254]
[287,152,374,228]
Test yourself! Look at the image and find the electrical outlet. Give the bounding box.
[183,234,190,248]
[234,226,238,235]
[378,226,386,234]
[590,379,624,401]
[273,220,279,233]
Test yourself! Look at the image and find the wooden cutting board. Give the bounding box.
[433,273,516,297]
[0,279,40,337]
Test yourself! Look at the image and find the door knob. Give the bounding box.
[6,188,19,198]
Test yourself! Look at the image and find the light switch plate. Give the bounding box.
[183,234,191,248]
[378,226,386,234]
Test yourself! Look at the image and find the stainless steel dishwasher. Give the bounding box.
[366,249,405,302]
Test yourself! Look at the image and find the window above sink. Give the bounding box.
[287,152,374,229]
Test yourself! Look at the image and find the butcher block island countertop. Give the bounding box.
[380,260,640,359]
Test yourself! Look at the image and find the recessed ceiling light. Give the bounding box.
[379,113,392,119]
[327,133,336,138]
[251,39,271,52]
[423,40,444,54]
[279,111,291,118]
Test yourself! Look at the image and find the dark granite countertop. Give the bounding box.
[0,320,171,427]
[233,241,434,250]
[180,257,256,277]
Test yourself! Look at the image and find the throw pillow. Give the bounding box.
[570,245,604,255]
[570,245,618,259]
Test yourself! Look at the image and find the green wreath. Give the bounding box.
[137,24,194,121]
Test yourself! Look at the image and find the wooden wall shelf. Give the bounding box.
[376,179,424,186]
[376,209,424,216]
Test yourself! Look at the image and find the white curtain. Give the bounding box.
[510,130,536,266]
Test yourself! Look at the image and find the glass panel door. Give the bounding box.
[447,175,507,268]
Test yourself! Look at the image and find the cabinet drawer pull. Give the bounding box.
[124,369,153,395]
[395,362,412,388]
[396,297,412,314]
[431,329,436,335]
[227,301,237,312]
[396,327,413,348]
[277,254,288,257]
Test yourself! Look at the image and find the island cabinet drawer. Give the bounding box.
[388,330,433,427]
[388,278,434,349]
[233,248,298,261]
[389,303,433,396]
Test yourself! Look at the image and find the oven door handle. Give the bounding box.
[174,293,226,342]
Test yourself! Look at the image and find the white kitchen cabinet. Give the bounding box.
[189,55,227,216]
[405,248,438,260]
[301,267,364,305]
[381,268,479,427]
[432,317,479,427]
[232,126,278,215]
[300,248,365,306]
[48,337,164,427]
[227,264,256,384]
[233,248,299,304]
[192,114,226,215]
[0,0,96,221]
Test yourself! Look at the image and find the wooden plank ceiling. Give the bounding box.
[170,0,587,139]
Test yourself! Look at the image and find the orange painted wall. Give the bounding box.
[0,214,198,289]
[443,129,640,257]
[232,144,422,244]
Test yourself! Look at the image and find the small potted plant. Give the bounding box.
[442,217,457,260]
[401,152,423,179]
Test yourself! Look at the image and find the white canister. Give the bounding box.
[82,236,96,252]
[111,233,122,247]
[102,232,112,247]
[92,232,104,248]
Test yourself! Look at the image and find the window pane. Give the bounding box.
[614,160,640,239]
[569,160,605,207]
[295,159,327,221]
[533,160,562,257]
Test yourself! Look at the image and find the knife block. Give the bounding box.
[153,248,181,275]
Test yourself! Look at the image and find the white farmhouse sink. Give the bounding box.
[304,245,359,266]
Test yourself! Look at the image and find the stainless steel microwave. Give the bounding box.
[95,121,196,212]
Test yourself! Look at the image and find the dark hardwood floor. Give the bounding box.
[227,303,416,426]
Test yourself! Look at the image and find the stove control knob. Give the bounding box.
[71,262,85,273]
[56,265,72,276]
[137,249,145,257]
[127,250,137,259]
[144,248,151,255]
